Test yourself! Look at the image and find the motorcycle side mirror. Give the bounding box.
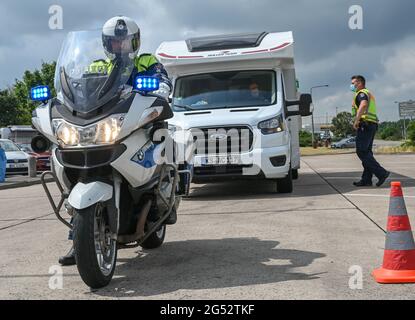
[31,135,51,153]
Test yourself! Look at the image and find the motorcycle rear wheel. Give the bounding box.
[73,203,117,289]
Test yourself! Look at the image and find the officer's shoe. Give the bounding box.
[165,208,177,225]
[376,171,391,187]
[58,246,76,266]
[353,180,373,187]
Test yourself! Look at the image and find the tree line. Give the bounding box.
[331,111,415,143]
[300,111,415,147]
[0,62,56,127]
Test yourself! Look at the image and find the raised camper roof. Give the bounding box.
[185,32,269,52]
[156,31,294,68]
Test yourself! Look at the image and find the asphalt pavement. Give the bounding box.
[1,153,415,299]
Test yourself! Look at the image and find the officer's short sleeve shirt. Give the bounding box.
[355,92,369,107]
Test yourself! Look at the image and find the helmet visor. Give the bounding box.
[103,33,140,56]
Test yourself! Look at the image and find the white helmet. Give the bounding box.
[102,16,140,58]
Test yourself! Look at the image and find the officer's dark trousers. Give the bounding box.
[356,122,387,183]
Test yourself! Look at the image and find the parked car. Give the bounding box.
[18,143,51,171]
[320,131,333,140]
[331,137,356,149]
[0,139,29,175]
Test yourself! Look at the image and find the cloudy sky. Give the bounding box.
[1,0,414,122]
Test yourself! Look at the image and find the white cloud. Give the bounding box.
[373,37,415,100]
[302,36,415,122]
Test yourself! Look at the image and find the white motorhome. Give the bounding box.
[156,32,312,193]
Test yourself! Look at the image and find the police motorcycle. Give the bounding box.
[30,29,191,289]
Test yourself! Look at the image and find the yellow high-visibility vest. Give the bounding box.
[352,88,378,123]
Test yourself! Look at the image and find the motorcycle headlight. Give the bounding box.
[55,122,80,146]
[52,114,125,147]
[95,116,124,144]
[258,115,285,135]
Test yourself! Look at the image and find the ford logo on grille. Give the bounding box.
[209,133,228,140]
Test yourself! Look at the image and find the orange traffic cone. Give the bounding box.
[373,182,415,283]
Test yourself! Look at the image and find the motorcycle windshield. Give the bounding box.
[54,30,135,113]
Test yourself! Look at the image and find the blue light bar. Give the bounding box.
[30,85,51,102]
[134,76,160,92]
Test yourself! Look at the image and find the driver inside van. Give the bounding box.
[248,81,269,103]
[249,82,260,98]
[248,81,271,104]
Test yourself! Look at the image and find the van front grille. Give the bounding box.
[191,126,254,155]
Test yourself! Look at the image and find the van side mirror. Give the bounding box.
[299,93,312,116]
[285,93,313,117]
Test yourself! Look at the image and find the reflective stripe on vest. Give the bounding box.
[88,54,159,74]
[88,59,114,74]
[352,88,378,123]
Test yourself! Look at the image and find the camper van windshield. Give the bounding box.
[173,70,276,111]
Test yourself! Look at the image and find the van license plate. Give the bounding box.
[202,155,241,165]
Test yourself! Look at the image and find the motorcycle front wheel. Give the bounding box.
[73,203,117,289]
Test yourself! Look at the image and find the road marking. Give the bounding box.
[343,193,415,199]
[307,168,359,171]
[0,213,56,231]
[324,176,415,181]
[0,195,60,200]
[301,159,386,233]
[0,217,69,222]
[181,207,354,216]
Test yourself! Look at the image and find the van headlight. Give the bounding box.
[258,115,285,135]
[52,114,125,147]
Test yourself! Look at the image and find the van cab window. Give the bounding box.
[173,70,276,111]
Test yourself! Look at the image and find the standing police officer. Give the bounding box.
[350,75,390,187]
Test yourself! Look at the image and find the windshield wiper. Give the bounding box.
[174,104,239,111]
[173,104,198,111]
